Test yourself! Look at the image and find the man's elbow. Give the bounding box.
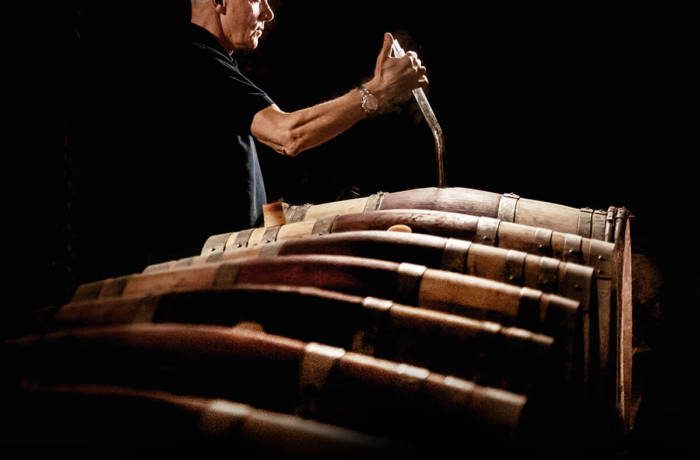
[281,145,301,157]
[257,127,302,157]
[252,109,304,157]
[281,130,305,157]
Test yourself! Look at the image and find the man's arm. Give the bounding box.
[250,33,427,157]
[251,94,365,157]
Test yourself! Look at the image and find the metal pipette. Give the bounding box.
[391,38,446,187]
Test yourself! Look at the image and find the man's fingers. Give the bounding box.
[404,51,423,71]
[375,32,394,71]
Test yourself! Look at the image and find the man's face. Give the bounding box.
[221,0,274,52]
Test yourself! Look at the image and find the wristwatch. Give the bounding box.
[359,85,379,115]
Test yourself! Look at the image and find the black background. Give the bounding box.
[9,0,694,453]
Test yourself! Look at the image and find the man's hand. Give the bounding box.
[366,32,428,111]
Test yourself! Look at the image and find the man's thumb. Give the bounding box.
[375,32,394,70]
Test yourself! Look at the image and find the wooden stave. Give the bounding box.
[52,286,555,393]
[0,383,401,452]
[2,323,527,444]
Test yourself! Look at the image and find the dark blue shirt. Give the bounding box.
[185,23,274,233]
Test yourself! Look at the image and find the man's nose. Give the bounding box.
[261,0,274,22]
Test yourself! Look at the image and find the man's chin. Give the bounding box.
[241,38,258,51]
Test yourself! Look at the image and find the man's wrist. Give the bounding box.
[359,85,379,116]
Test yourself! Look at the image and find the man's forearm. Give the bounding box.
[251,89,366,157]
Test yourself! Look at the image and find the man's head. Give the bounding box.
[191,0,274,53]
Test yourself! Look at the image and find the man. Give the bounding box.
[180,0,427,251]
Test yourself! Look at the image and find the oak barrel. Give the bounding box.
[53,286,555,392]
[182,231,595,312]
[2,323,526,446]
[203,209,614,267]
[70,255,581,386]
[0,384,400,453]
[273,187,628,243]
[72,255,579,344]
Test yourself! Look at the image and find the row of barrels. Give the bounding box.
[2,187,635,454]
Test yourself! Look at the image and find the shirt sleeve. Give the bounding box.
[205,51,275,132]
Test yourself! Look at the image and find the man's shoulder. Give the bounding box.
[189,41,230,64]
[184,45,242,87]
